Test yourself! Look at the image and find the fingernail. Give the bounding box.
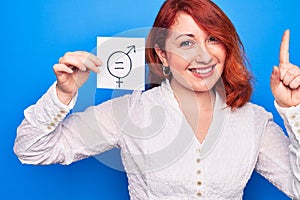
[272,66,279,77]
[96,67,100,73]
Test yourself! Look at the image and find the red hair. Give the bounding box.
[146,0,253,109]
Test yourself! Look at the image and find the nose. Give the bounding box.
[194,44,212,65]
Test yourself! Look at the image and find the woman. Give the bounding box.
[14,0,300,199]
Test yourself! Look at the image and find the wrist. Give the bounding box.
[56,85,75,105]
[275,100,300,108]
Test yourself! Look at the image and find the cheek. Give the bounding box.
[217,45,227,63]
[165,42,194,68]
[220,51,226,65]
[209,46,226,75]
[166,47,198,64]
[166,52,190,70]
[210,45,226,65]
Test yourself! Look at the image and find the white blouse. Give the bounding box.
[14,81,300,199]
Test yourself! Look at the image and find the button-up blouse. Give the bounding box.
[14,80,300,199]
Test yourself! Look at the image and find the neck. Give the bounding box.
[169,79,215,143]
[170,79,215,112]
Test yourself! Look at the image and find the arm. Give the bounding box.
[260,29,300,199]
[13,51,121,165]
[255,103,300,199]
[14,82,121,165]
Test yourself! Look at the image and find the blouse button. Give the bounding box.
[197,181,202,186]
[196,158,201,163]
[196,148,201,153]
[197,170,201,174]
[294,122,300,127]
[197,192,202,197]
[291,114,296,119]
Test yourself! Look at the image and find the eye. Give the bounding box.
[207,36,219,43]
[180,40,195,48]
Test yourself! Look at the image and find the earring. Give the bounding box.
[162,66,171,76]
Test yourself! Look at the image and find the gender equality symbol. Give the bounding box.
[107,45,136,88]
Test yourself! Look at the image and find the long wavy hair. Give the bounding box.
[145,0,253,109]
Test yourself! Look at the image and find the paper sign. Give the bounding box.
[97,37,145,90]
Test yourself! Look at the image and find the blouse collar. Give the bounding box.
[160,79,227,158]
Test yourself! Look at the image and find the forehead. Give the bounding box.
[169,12,206,36]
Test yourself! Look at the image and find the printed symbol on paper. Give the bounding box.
[97,37,145,90]
[107,45,136,88]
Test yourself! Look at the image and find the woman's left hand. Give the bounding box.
[270,30,300,107]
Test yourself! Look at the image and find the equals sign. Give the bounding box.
[115,61,124,69]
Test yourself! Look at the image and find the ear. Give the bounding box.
[154,44,169,66]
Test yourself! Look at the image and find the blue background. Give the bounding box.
[1,0,299,199]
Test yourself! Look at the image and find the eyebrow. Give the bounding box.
[175,33,195,40]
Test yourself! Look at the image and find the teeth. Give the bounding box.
[191,67,213,74]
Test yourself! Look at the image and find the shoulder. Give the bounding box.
[231,102,274,123]
[95,86,164,111]
[131,86,163,104]
[92,86,166,129]
[224,102,276,142]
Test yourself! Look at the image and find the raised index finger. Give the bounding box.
[279,29,290,64]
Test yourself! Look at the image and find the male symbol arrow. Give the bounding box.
[126,45,136,54]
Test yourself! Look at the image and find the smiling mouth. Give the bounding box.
[188,64,216,75]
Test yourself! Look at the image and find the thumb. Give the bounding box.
[270,66,281,91]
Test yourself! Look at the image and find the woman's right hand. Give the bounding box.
[53,51,102,105]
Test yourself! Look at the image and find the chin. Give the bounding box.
[191,85,214,93]
[188,79,218,92]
